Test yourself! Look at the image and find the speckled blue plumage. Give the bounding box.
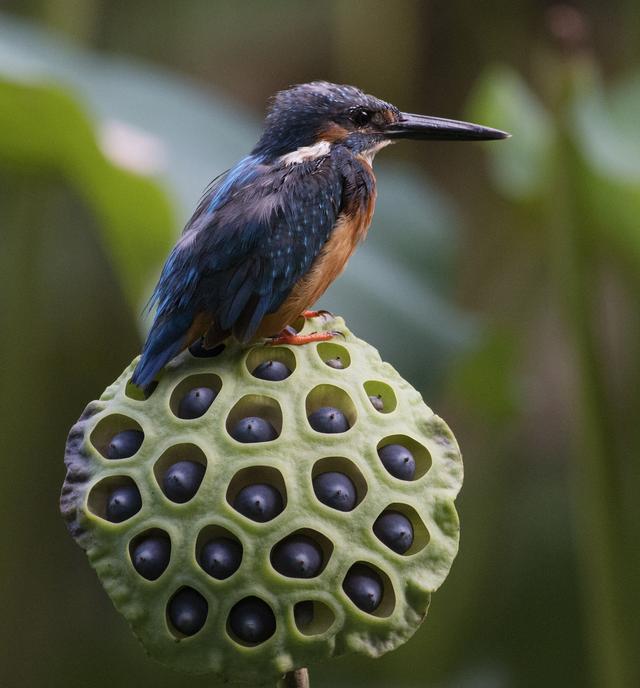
[131,148,366,387]
[132,82,386,388]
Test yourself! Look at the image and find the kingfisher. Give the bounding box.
[131,81,507,387]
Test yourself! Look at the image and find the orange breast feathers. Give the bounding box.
[257,188,377,337]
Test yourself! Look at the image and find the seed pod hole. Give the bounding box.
[342,562,395,618]
[363,380,397,414]
[293,601,336,636]
[166,586,208,638]
[90,415,144,460]
[377,435,431,480]
[87,475,142,523]
[189,339,225,358]
[270,529,333,579]
[305,385,357,433]
[153,444,207,504]
[226,395,282,442]
[227,596,276,646]
[373,503,430,555]
[316,342,351,369]
[170,374,221,419]
[226,466,287,523]
[196,525,243,580]
[311,457,367,511]
[246,347,296,381]
[125,379,158,401]
[129,528,171,580]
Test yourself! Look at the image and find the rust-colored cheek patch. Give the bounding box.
[319,122,350,143]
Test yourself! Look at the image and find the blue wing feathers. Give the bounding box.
[205,155,261,213]
[131,310,194,387]
[218,261,256,330]
[133,149,349,385]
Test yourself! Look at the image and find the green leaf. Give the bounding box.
[0,77,174,307]
[569,69,640,271]
[571,70,640,180]
[575,160,640,271]
[468,65,555,201]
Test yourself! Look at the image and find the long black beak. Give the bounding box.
[385,112,509,141]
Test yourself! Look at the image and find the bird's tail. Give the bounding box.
[131,311,193,389]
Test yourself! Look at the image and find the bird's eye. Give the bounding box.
[350,108,372,127]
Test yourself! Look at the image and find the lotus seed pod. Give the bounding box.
[60,315,463,685]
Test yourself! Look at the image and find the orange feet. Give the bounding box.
[302,309,334,319]
[266,329,343,346]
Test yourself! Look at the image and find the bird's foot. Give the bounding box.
[266,329,344,346]
[302,309,334,320]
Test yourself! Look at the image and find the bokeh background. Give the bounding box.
[1,2,639,687]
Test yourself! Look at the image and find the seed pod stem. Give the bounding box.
[279,667,309,688]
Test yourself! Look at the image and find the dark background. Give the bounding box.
[1,2,639,687]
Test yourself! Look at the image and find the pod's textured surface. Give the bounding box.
[60,316,463,684]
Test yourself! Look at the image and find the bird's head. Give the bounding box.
[252,81,508,163]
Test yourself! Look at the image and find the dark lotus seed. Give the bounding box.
[177,387,216,419]
[308,407,350,433]
[106,483,142,523]
[200,537,242,580]
[252,360,291,381]
[343,563,383,613]
[378,443,416,481]
[168,587,208,636]
[373,511,414,554]
[189,339,225,358]
[132,534,171,580]
[271,535,323,578]
[325,357,344,369]
[369,395,384,412]
[233,484,283,522]
[228,597,276,644]
[294,601,314,629]
[106,429,143,460]
[231,417,278,443]
[312,471,356,511]
[162,460,205,503]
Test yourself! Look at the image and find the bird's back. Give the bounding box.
[131,144,375,388]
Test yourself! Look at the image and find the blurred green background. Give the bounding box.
[1,2,639,687]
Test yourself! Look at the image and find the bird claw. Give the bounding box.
[266,329,344,346]
[302,309,334,321]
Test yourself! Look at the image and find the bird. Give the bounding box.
[131,81,507,388]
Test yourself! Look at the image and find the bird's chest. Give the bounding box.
[256,156,376,336]
[291,161,377,304]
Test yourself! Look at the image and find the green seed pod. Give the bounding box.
[60,316,463,684]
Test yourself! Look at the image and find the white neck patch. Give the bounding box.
[358,139,392,165]
[279,140,332,166]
